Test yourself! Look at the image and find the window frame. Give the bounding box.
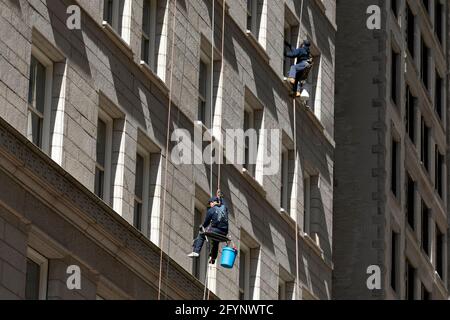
[26,248,48,300]
[243,103,256,177]
[193,201,209,283]
[238,242,251,300]
[141,0,158,70]
[198,53,212,127]
[246,0,258,35]
[280,146,290,212]
[303,172,311,235]
[27,47,53,154]
[134,145,150,232]
[95,110,113,203]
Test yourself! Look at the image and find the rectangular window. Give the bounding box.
[95,116,112,202]
[246,0,258,34]
[283,8,299,76]
[391,49,400,106]
[280,146,294,215]
[406,87,416,143]
[421,39,429,89]
[391,138,399,198]
[406,4,415,57]
[390,231,399,292]
[391,0,398,18]
[421,118,430,172]
[435,1,443,45]
[421,201,429,256]
[103,0,125,33]
[134,153,145,230]
[435,147,444,198]
[303,173,311,235]
[422,0,429,13]
[25,248,48,300]
[27,52,52,151]
[239,243,250,300]
[421,284,431,300]
[406,174,415,230]
[198,59,210,126]
[436,226,444,279]
[406,260,416,300]
[435,72,443,119]
[141,0,157,70]
[243,107,255,177]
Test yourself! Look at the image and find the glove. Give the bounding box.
[216,189,224,198]
[199,225,205,233]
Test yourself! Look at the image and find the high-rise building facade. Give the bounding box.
[0,0,335,300]
[334,0,448,299]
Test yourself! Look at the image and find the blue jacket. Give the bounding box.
[285,47,310,64]
[202,198,229,233]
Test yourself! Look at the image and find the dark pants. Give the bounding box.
[288,61,311,92]
[193,227,227,260]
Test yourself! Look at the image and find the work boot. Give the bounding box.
[187,252,200,258]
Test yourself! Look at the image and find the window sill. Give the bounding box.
[241,168,266,198]
[280,208,296,229]
[302,232,324,259]
[140,61,169,97]
[101,21,133,59]
[245,30,270,64]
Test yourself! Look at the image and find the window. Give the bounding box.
[421,118,430,172]
[406,260,416,300]
[422,0,429,13]
[95,115,112,202]
[280,145,294,215]
[391,0,398,18]
[239,243,250,300]
[25,248,48,300]
[421,201,430,256]
[134,153,145,230]
[27,52,52,152]
[421,39,429,90]
[406,86,416,143]
[141,0,157,70]
[435,1,444,45]
[303,173,311,235]
[390,230,399,292]
[421,284,431,300]
[192,206,208,282]
[406,174,415,230]
[435,147,444,198]
[391,138,399,198]
[243,105,257,177]
[391,48,400,106]
[306,51,322,118]
[103,0,131,43]
[198,58,210,126]
[283,8,299,76]
[406,4,415,57]
[246,0,258,34]
[435,72,443,119]
[436,226,444,279]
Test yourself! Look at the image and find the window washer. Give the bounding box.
[188,190,229,264]
[284,40,313,97]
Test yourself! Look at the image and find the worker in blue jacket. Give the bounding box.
[284,40,313,96]
[188,190,229,264]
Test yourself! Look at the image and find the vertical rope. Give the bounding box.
[217,0,226,191]
[294,0,304,301]
[157,0,178,300]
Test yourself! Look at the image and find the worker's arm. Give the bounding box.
[284,47,301,58]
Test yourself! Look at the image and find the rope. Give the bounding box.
[217,0,226,191]
[294,0,304,301]
[157,0,178,300]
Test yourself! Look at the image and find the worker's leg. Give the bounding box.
[209,241,219,264]
[192,232,206,254]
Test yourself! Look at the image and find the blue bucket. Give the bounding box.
[220,247,237,269]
